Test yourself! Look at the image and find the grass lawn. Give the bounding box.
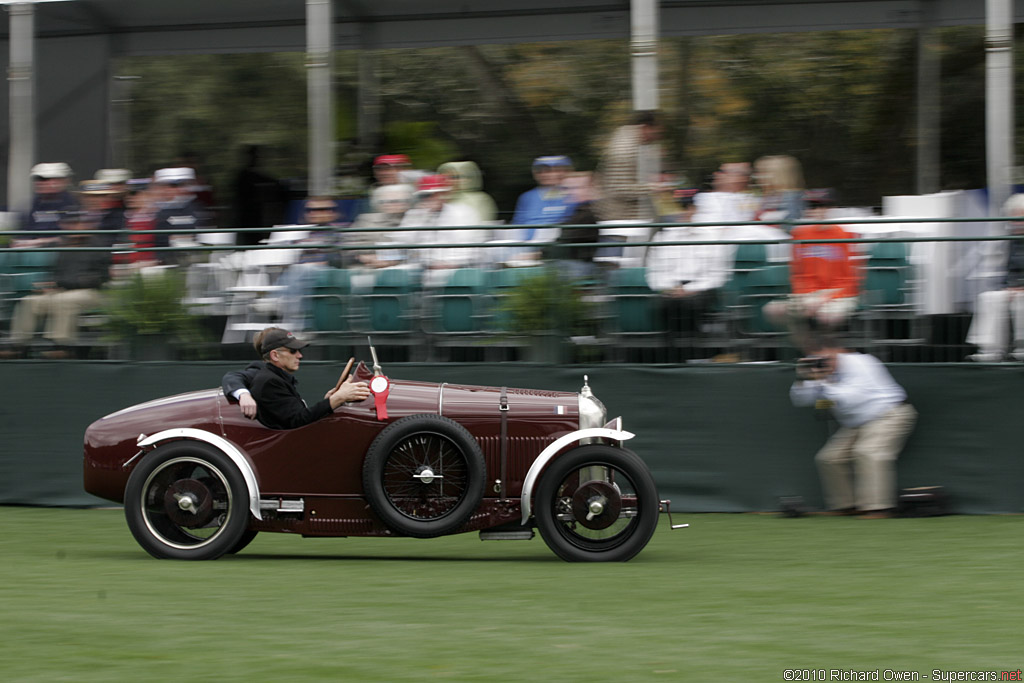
[0,507,1020,682]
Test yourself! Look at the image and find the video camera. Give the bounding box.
[796,355,828,379]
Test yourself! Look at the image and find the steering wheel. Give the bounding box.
[332,357,355,394]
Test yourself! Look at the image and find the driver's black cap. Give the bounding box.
[259,328,309,356]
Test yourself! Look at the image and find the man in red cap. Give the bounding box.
[223,327,369,429]
[371,154,413,191]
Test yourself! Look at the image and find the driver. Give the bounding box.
[222,327,369,429]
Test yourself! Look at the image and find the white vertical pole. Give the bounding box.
[630,0,659,112]
[631,0,660,218]
[986,0,1014,220]
[7,2,36,215]
[307,0,334,197]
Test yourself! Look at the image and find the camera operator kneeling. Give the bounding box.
[790,337,917,519]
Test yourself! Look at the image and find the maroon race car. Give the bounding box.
[84,347,677,562]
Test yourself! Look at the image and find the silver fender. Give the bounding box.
[136,428,262,521]
[520,427,635,525]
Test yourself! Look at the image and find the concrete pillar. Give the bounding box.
[306,0,334,197]
[630,0,659,112]
[916,3,940,195]
[631,0,660,214]
[986,0,1014,219]
[7,2,35,215]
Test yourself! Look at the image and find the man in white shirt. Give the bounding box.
[645,190,731,338]
[790,337,917,518]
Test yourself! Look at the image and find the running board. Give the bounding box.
[479,529,535,541]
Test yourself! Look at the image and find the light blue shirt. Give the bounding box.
[790,352,907,428]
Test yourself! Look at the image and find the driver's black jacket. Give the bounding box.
[244,362,332,430]
[221,362,262,403]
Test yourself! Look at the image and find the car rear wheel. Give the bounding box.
[534,445,659,562]
[362,414,486,538]
[124,442,251,560]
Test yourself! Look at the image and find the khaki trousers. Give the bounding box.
[10,288,103,345]
[814,403,917,512]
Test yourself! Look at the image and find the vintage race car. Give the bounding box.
[84,348,675,562]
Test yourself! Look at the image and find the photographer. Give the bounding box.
[790,337,916,518]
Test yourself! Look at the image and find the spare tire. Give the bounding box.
[362,414,486,538]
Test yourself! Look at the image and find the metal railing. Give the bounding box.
[0,214,1018,363]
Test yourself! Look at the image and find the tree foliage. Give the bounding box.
[121,27,1018,214]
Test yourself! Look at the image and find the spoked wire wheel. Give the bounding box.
[363,415,486,538]
[535,445,659,562]
[124,442,249,560]
[383,432,471,520]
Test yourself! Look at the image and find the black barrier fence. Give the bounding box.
[1,361,1020,513]
[1,217,1021,363]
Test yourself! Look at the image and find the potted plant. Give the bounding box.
[498,266,594,363]
[104,269,208,360]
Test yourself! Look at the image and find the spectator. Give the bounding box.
[121,179,162,268]
[765,189,859,352]
[17,162,77,247]
[754,155,805,227]
[152,166,214,263]
[790,335,917,518]
[595,111,663,222]
[551,171,602,280]
[178,151,217,209]
[1,211,112,359]
[93,168,133,213]
[370,154,414,194]
[437,161,498,223]
[693,162,757,226]
[275,196,346,331]
[297,195,344,262]
[349,184,414,269]
[652,173,694,222]
[232,144,285,245]
[78,180,125,245]
[644,189,730,339]
[510,155,577,260]
[221,327,369,429]
[399,175,487,281]
[966,193,1024,362]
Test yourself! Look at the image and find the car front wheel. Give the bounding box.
[124,442,251,560]
[534,445,659,562]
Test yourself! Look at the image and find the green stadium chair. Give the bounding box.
[604,267,667,361]
[860,240,925,360]
[423,267,492,360]
[359,267,423,359]
[736,264,791,358]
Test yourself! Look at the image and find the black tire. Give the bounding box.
[124,441,251,560]
[226,529,259,555]
[362,414,486,538]
[534,445,659,562]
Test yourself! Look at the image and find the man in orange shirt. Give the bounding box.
[765,190,860,352]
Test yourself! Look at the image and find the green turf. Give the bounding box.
[1,508,1020,682]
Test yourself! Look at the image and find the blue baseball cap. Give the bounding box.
[532,155,572,168]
